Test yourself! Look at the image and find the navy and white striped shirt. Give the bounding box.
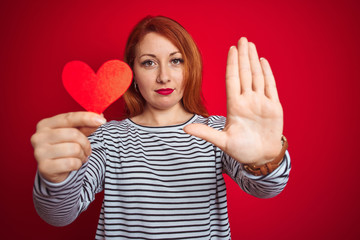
[33,115,291,239]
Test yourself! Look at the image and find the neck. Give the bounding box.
[131,103,193,127]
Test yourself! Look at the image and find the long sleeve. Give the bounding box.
[32,127,107,226]
[32,115,290,238]
[222,150,291,199]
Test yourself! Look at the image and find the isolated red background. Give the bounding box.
[1,0,359,239]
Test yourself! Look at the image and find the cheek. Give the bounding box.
[137,79,152,95]
[134,69,150,87]
[136,74,155,99]
[173,68,184,84]
[178,72,185,91]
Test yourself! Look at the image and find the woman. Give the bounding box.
[32,16,290,239]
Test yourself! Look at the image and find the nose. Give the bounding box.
[156,64,170,83]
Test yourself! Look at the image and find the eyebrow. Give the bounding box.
[139,51,181,58]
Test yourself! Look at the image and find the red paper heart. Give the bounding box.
[62,60,132,114]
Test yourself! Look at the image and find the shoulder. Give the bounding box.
[193,115,226,130]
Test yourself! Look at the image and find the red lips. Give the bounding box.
[155,88,174,95]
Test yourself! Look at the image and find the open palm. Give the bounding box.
[184,37,283,166]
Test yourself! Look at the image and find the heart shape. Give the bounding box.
[62,60,132,114]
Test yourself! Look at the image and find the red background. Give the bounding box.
[1,0,359,239]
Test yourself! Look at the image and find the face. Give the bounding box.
[133,32,185,111]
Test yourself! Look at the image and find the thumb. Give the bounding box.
[77,113,106,136]
[78,126,100,137]
[79,113,106,136]
[183,123,226,149]
[78,112,106,136]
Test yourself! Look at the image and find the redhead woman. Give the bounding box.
[31,16,290,239]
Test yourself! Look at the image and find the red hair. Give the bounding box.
[123,16,209,118]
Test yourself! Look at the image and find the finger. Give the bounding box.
[39,158,83,176]
[36,143,88,162]
[238,37,252,93]
[78,126,99,137]
[183,123,227,150]
[226,46,241,101]
[37,112,106,130]
[32,128,92,156]
[248,42,264,93]
[260,58,279,101]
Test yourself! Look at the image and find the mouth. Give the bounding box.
[155,88,174,95]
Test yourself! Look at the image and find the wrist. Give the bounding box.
[253,139,283,167]
[244,135,288,176]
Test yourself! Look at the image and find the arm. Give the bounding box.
[33,163,90,226]
[184,37,290,197]
[31,112,106,226]
[222,151,291,199]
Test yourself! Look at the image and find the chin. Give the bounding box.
[155,104,177,111]
[151,100,182,111]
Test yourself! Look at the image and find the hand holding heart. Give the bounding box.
[31,60,132,183]
[184,37,284,166]
[31,112,107,183]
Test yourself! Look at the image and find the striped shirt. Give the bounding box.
[33,115,291,239]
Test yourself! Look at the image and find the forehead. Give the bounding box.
[136,32,180,55]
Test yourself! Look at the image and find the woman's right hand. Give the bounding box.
[30,112,106,183]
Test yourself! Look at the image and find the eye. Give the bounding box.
[141,60,156,67]
[171,58,184,65]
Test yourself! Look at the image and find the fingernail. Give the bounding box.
[94,117,106,125]
[260,57,265,61]
[230,45,236,50]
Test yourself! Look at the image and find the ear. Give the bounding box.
[133,80,139,91]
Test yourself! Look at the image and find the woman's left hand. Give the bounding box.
[184,37,283,166]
